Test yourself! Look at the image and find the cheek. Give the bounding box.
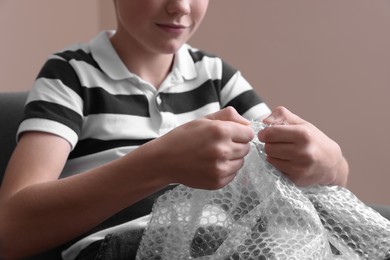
[115,1,151,24]
[192,1,209,22]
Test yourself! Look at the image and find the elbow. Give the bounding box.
[0,239,21,260]
[0,244,20,260]
[0,213,13,260]
[0,206,9,259]
[0,213,17,260]
[0,246,25,260]
[0,206,30,260]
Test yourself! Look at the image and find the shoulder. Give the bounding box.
[40,31,112,77]
[37,41,97,76]
[50,42,101,72]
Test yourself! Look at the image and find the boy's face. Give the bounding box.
[113,0,209,54]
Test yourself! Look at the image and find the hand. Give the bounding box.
[149,107,254,190]
[258,106,348,187]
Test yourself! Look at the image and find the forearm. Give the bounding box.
[0,144,168,259]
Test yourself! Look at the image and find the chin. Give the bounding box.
[159,47,182,55]
[157,40,187,54]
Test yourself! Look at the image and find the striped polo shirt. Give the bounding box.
[17,32,272,256]
[18,31,270,178]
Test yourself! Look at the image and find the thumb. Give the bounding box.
[205,106,251,125]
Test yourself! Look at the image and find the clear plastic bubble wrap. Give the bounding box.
[136,122,390,260]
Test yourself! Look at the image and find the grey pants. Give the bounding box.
[75,228,144,260]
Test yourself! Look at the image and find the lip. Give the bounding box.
[156,23,188,35]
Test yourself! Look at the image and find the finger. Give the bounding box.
[263,143,295,161]
[262,106,305,126]
[266,156,291,173]
[258,125,300,143]
[211,158,244,188]
[229,142,251,160]
[206,106,251,125]
[230,123,254,143]
[223,158,245,180]
[266,156,316,186]
[266,156,300,180]
[208,120,254,144]
[229,158,246,172]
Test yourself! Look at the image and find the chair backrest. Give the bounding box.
[0,92,28,185]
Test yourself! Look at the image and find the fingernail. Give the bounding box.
[263,115,276,123]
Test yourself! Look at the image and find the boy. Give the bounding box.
[0,0,348,259]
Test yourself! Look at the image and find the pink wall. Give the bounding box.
[1,1,389,204]
[0,0,100,91]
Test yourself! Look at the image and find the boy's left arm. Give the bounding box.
[258,106,349,187]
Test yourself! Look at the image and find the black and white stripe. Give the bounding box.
[18,32,270,177]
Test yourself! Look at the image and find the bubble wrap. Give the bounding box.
[136,122,390,260]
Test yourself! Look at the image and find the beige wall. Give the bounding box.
[0,0,100,91]
[0,1,389,204]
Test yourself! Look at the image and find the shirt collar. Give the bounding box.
[174,44,198,81]
[89,31,134,80]
[90,31,198,82]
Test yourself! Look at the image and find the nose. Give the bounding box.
[166,0,191,15]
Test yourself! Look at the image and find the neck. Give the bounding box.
[110,34,174,89]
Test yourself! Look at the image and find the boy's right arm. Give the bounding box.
[0,131,178,259]
[0,131,159,259]
[0,107,253,259]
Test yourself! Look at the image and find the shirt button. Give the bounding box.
[156,95,162,106]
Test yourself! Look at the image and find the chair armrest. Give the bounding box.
[369,204,390,221]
